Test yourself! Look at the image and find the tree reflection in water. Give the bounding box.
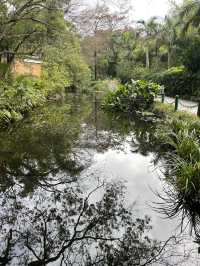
[0,179,165,266]
[0,94,198,265]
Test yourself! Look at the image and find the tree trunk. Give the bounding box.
[167,50,171,69]
[94,49,97,80]
[145,46,150,69]
[155,44,159,69]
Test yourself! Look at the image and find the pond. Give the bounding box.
[0,93,199,265]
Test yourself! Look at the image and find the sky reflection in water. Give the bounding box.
[0,94,199,265]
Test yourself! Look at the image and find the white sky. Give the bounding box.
[131,0,180,20]
[83,0,183,20]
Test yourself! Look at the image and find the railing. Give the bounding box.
[93,91,200,117]
[159,93,200,117]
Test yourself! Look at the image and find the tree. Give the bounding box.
[77,2,129,80]
[179,0,200,33]
[161,16,178,69]
[136,17,160,69]
[0,0,72,63]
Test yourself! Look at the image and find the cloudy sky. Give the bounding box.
[131,0,182,20]
[83,0,183,20]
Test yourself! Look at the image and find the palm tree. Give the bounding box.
[179,0,200,33]
[162,16,177,69]
[137,17,159,69]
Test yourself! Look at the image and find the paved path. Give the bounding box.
[163,96,199,115]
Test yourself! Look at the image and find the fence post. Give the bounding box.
[175,95,179,111]
[161,93,165,103]
[197,101,200,117]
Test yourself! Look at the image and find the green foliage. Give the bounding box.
[103,80,161,113]
[116,65,151,83]
[152,104,200,236]
[176,36,200,73]
[43,38,91,95]
[0,32,91,128]
[163,119,200,202]
[0,76,46,127]
[0,0,69,62]
[179,0,200,33]
[91,79,119,92]
[148,66,200,97]
[0,63,9,79]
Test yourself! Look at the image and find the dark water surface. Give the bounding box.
[0,94,199,265]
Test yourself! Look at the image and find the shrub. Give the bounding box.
[116,65,151,83]
[0,76,46,127]
[103,80,161,113]
[148,66,200,98]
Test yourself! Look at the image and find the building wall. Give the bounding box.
[11,59,42,78]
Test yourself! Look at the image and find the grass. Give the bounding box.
[154,102,199,122]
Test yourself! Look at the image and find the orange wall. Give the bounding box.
[11,60,42,78]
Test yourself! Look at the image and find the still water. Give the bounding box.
[0,94,199,265]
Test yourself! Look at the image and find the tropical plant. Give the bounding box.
[103,80,161,113]
[179,0,200,33]
[136,17,160,69]
[154,116,200,244]
[148,66,200,97]
[161,16,178,69]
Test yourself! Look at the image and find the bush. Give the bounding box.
[148,66,200,98]
[103,80,161,113]
[0,76,46,127]
[116,65,151,83]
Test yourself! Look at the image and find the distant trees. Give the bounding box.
[136,17,160,69]
[77,4,111,80]
[0,0,90,91]
[77,1,130,80]
[77,0,200,89]
[161,16,177,69]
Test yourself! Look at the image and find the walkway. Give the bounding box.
[163,96,199,115]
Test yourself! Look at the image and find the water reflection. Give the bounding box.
[0,180,165,265]
[0,98,91,195]
[0,94,199,265]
